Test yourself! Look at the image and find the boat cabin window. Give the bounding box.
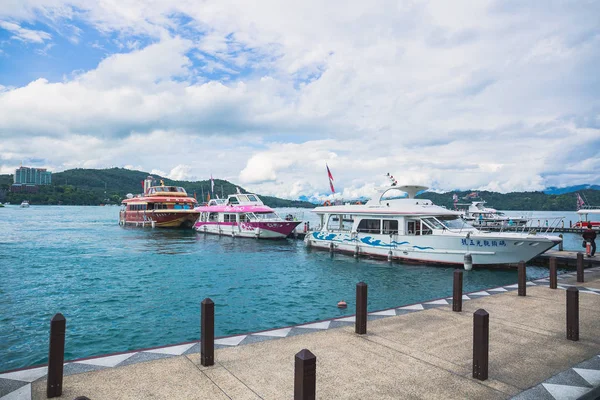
[239,213,248,222]
[224,213,236,223]
[326,215,342,231]
[406,220,422,235]
[229,196,239,205]
[357,219,381,234]
[247,195,257,202]
[238,195,249,202]
[208,212,218,222]
[382,220,398,234]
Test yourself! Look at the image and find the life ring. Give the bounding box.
[337,300,347,308]
[355,201,362,205]
[323,200,331,206]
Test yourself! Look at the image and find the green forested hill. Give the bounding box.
[0,168,316,207]
[1,168,598,209]
[417,190,600,211]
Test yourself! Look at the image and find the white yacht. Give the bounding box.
[459,201,528,228]
[305,185,561,267]
[20,200,30,208]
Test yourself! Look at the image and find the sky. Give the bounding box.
[0,1,599,201]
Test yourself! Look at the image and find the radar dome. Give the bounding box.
[126,193,134,199]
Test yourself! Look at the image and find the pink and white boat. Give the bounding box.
[193,193,302,239]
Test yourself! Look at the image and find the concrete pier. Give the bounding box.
[4,269,596,399]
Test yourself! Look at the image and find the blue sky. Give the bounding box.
[0,1,599,200]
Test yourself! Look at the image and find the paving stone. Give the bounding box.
[0,378,28,398]
[119,352,174,367]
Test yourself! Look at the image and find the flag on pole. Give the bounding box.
[210,174,214,195]
[326,164,335,193]
[577,193,585,210]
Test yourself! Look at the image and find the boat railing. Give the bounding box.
[481,216,565,235]
[278,211,304,223]
[579,205,600,211]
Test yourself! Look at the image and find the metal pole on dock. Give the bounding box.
[558,234,563,251]
[47,313,66,398]
[566,287,579,341]
[577,253,584,283]
[549,257,557,289]
[453,269,463,312]
[201,298,215,366]
[294,349,316,400]
[518,261,526,296]
[356,282,367,335]
[472,309,489,381]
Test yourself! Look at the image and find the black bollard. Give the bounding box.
[577,253,584,283]
[355,282,367,335]
[518,261,526,296]
[549,257,557,289]
[294,349,316,400]
[201,298,214,366]
[47,313,66,398]
[453,269,463,312]
[566,287,579,341]
[472,309,489,381]
[558,234,563,251]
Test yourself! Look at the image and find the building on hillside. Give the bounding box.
[14,167,52,185]
[11,167,52,192]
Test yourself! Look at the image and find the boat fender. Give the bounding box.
[337,300,347,309]
[464,253,473,271]
[354,246,359,258]
[388,251,393,262]
[329,242,334,252]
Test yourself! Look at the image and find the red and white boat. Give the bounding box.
[119,176,199,229]
[574,208,600,228]
[194,193,302,239]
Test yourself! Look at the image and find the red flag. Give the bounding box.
[326,164,335,193]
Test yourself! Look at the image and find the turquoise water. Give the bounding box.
[0,206,575,372]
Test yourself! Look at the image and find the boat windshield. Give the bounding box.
[253,212,279,220]
[421,217,446,230]
[439,216,473,230]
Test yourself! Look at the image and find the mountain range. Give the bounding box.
[1,168,599,210]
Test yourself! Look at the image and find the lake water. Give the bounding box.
[0,206,583,372]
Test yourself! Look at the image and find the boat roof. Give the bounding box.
[313,198,461,217]
[122,195,196,203]
[577,208,600,215]
[195,193,274,213]
[195,204,274,213]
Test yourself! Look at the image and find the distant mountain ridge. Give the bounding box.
[302,187,600,211]
[543,184,600,195]
[0,168,315,208]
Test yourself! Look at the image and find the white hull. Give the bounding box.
[305,231,559,266]
[195,223,292,239]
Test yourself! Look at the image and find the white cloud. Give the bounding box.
[0,0,599,198]
[0,20,51,43]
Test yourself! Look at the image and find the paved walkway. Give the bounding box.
[2,268,600,399]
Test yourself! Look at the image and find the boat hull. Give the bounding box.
[305,231,560,266]
[119,210,199,229]
[194,221,301,239]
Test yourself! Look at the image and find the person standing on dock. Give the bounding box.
[583,222,597,257]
